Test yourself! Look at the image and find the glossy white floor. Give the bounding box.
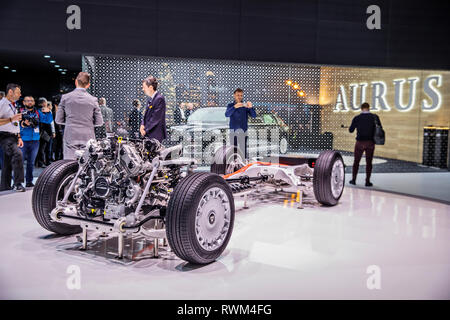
[0,185,449,300]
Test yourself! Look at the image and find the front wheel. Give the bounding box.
[166,172,235,264]
[313,150,345,206]
[32,160,82,235]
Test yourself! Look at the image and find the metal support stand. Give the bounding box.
[165,238,172,252]
[153,238,159,258]
[117,233,124,259]
[81,227,87,250]
[297,189,304,209]
[243,193,249,209]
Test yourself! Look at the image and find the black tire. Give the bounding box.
[210,145,244,175]
[166,172,235,264]
[32,160,82,235]
[313,150,345,206]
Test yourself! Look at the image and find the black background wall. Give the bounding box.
[0,69,60,98]
[1,0,449,70]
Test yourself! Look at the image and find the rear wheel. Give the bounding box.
[313,150,345,206]
[32,160,82,235]
[166,172,235,264]
[210,145,245,175]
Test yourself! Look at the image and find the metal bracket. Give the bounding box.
[81,227,87,250]
[243,193,249,209]
[117,232,124,259]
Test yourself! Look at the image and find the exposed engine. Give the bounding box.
[70,137,187,223]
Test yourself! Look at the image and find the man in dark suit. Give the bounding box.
[173,102,186,125]
[140,76,167,142]
[128,99,143,139]
[184,102,194,119]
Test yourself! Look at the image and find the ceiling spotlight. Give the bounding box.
[297,90,305,97]
[11,70,17,73]
[285,80,292,86]
[44,55,51,58]
[55,65,60,68]
[49,60,56,63]
[58,68,63,71]
[293,83,299,89]
[3,66,9,69]
[61,72,66,75]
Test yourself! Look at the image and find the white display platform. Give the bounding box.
[0,185,449,299]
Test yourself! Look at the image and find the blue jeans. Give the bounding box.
[21,140,40,184]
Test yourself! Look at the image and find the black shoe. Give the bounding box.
[365,181,373,187]
[26,182,35,187]
[38,163,47,168]
[13,184,26,192]
[349,180,356,185]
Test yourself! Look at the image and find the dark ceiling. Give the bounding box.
[0,49,81,75]
[0,50,81,98]
[2,0,450,70]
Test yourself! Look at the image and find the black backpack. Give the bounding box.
[373,114,385,145]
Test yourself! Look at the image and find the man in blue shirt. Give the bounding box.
[19,96,40,187]
[225,88,256,159]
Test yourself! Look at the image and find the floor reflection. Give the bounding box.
[0,185,449,299]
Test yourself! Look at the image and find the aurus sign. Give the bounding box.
[334,75,442,112]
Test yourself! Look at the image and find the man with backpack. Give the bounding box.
[348,102,384,187]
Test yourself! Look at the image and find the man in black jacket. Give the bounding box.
[348,102,383,187]
[128,99,143,139]
[52,95,64,160]
[173,102,186,125]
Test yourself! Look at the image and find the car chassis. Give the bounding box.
[31,137,345,265]
[211,145,346,206]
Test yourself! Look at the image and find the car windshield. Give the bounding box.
[187,107,227,124]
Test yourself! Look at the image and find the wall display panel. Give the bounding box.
[83,55,450,171]
[320,67,450,164]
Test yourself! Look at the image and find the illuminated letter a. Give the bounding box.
[366,5,381,30]
[66,5,81,30]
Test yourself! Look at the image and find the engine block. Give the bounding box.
[69,137,187,221]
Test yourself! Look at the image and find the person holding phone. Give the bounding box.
[348,102,383,187]
[225,88,256,159]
